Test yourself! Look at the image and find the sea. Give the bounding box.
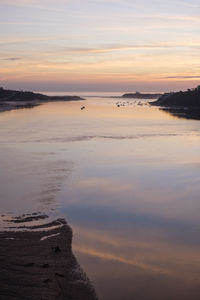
[0,92,200,299]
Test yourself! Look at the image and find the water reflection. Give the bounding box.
[64,172,200,299]
[161,107,200,120]
[0,96,200,299]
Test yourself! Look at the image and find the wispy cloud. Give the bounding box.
[0,36,53,46]
[0,57,21,61]
[0,0,64,12]
[0,34,84,47]
[164,75,200,79]
[66,42,200,54]
[172,0,200,8]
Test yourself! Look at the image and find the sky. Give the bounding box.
[0,0,200,92]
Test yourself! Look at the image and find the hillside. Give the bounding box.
[151,86,200,107]
[0,87,49,101]
[0,87,83,102]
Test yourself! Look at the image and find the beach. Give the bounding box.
[0,215,97,300]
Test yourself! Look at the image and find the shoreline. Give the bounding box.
[0,87,85,113]
[0,215,97,300]
[0,97,85,114]
[0,100,42,113]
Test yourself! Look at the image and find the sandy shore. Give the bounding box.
[0,216,97,300]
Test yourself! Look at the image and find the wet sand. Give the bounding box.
[0,216,97,300]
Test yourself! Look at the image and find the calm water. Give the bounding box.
[0,95,200,299]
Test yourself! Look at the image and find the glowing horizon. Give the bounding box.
[1,0,200,92]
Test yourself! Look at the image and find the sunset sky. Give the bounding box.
[0,0,200,92]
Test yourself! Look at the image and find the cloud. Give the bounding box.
[172,0,200,8]
[66,42,200,54]
[164,75,200,79]
[67,45,164,54]
[0,37,50,46]
[0,57,21,61]
[0,0,64,11]
[0,35,81,46]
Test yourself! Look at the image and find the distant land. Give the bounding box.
[122,92,163,99]
[0,87,84,112]
[151,86,200,107]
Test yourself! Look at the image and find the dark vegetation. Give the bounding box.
[0,87,48,101]
[0,87,83,102]
[151,86,200,107]
[151,86,200,120]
